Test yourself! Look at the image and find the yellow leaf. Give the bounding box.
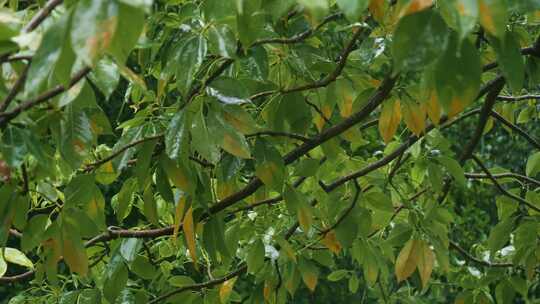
[297,204,313,233]
[173,195,187,240]
[425,91,441,126]
[217,180,235,200]
[378,99,401,144]
[164,161,193,193]
[278,239,297,263]
[301,269,318,292]
[336,79,355,118]
[62,239,88,276]
[219,277,237,303]
[222,133,251,159]
[402,100,426,136]
[183,206,198,269]
[395,239,418,282]
[416,240,435,289]
[263,281,272,301]
[321,231,342,254]
[448,96,465,118]
[369,0,385,22]
[315,104,333,131]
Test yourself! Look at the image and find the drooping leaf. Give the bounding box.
[183,206,198,268]
[395,239,418,282]
[392,10,449,71]
[379,99,401,143]
[71,0,119,65]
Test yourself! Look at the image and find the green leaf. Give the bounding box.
[71,0,119,65]
[208,25,236,58]
[337,0,369,22]
[120,238,142,263]
[392,10,449,71]
[89,57,120,100]
[365,191,394,213]
[207,77,251,105]
[115,178,137,221]
[108,2,144,63]
[491,32,525,93]
[165,109,189,160]
[246,239,265,274]
[254,139,286,191]
[298,0,329,24]
[526,152,540,177]
[284,186,313,233]
[175,35,207,97]
[327,269,348,282]
[0,253,6,277]
[61,213,88,276]
[169,275,196,287]
[77,289,101,304]
[2,248,33,269]
[103,252,128,303]
[487,217,514,254]
[60,105,94,169]
[26,14,69,98]
[437,156,466,188]
[435,35,481,117]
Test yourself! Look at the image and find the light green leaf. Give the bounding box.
[337,0,369,22]
[176,35,207,97]
[526,152,540,177]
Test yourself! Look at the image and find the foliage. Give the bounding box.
[0,0,539,303]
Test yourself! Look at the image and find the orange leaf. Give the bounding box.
[404,0,433,16]
[322,231,342,254]
[379,99,401,143]
[369,0,385,22]
[219,277,237,303]
[402,100,426,136]
[425,91,441,126]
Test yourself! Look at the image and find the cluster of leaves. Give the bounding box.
[0,0,539,303]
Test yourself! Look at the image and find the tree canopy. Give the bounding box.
[0,0,540,303]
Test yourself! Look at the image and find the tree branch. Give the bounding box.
[490,110,540,150]
[497,94,540,102]
[0,67,91,129]
[449,241,513,268]
[251,13,343,47]
[23,0,64,32]
[471,155,540,212]
[465,172,540,188]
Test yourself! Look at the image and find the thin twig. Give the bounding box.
[471,155,540,212]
